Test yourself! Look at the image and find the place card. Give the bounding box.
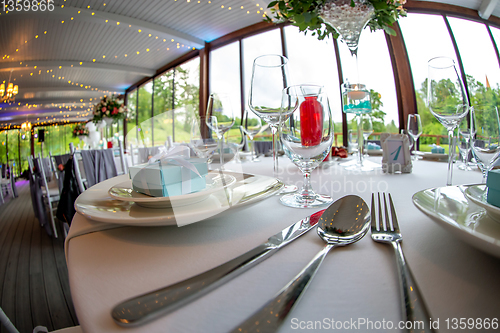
[381,133,412,173]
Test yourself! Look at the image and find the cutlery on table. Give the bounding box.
[230,195,371,333]
[371,193,435,332]
[112,209,325,326]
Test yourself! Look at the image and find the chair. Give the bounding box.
[0,161,15,204]
[70,141,127,193]
[36,153,60,238]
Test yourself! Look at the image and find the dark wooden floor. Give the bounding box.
[0,181,79,333]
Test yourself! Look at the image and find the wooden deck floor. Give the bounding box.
[0,181,79,333]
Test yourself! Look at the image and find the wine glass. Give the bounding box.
[248,55,298,192]
[206,93,235,169]
[458,117,472,171]
[427,56,469,185]
[361,115,373,158]
[407,114,423,160]
[470,106,500,183]
[241,109,263,162]
[189,117,218,166]
[279,84,334,208]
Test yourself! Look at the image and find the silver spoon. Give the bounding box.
[230,195,371,333]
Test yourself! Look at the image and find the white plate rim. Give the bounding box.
[412,184,500,258]
[107,172,236,204]
[464,184,500,220]
[75,172,283,226]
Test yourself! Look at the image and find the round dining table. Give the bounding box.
[65,154,500,333]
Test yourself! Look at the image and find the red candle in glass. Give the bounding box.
[300,96,323,146]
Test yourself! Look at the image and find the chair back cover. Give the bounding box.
[81,149,117,188]
[56,157,80,225]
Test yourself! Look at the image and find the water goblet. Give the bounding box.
[458,118,472,171]
[206,93,235,169]
[407,114,422,160]
[427,56,469,185]
[249,54,297,192]
[279,84,334,208]
[189,117,218,167]
[470,106,500,183]
[361,115,373,158]
[241,109,263,162]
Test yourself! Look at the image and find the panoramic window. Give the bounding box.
[448,16,500,107]
[153,69,175,146]
[399,13,459,150]
[126,89,138,146]
[137,81,153,147]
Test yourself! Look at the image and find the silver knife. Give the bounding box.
[111,209,325,327]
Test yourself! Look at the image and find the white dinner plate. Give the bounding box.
[413,185,500,258]
[75,172,283,227]
[414,151,448,161]
[108,172,236,208]
[367,149,383,156]
[464,184,500,221]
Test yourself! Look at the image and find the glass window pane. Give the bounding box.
[153,70,174,146]
[210,41,241,119]
[448,17,500,105]
[174,57,200,143]
[242,29,282,114]
[126,89,137,146]
[399,13,458,150]
[284,25,343,145]
[137,82,153,147]
[0,131,7,165]
[338,29,399,135]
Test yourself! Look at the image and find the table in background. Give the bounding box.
[66,156,500,333]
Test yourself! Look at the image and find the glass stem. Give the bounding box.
[446,129,455,186]
[219,134,224,170]
[357,115,363,166]
[271,125,279,178]
[300,170,314,200]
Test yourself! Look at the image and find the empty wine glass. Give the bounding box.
[361,115,373,158]
[241,109,263,162]
[249,54,296,192]
[279,84,334,208]
[189,117,218,167]
[470,106,500,183]
[407,114,423,160]
[427,56,469,185]
[206,93,235,169]
[458,117,472,171]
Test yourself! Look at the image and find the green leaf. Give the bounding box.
[268,1,278,8]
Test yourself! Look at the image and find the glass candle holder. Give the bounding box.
[342,83,372,114]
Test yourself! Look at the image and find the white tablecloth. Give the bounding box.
[66,156,500,333]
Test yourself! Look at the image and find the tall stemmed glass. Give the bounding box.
[427,56,469,186]
[407,114,423,160]
[458,117,473,171]
[241,109,263,162]
[280,85,334,208]
[206,93,235,169]
[189,117,218,167]
[470,106,500,183]
[249,54,296,192]
[361,115,373,158]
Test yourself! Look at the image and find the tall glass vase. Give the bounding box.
[319,0,374,81]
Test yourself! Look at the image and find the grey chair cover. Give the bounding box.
[81,149,118,188]
[28,165,52,237]
[138,148,150,164]
[254,141,273,155]
[10,174,18,198]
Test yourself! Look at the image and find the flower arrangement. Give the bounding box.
[72,123,89,138]
[265,0,407,40]
[92,95,127,124]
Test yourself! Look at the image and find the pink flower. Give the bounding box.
[102,107,107,112]
[112,107,119,115]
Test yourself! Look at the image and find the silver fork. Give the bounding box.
[371,193,435,333]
